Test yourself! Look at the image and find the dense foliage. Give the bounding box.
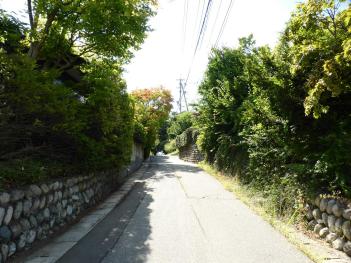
[131,87,173,157]
[155,111,193,154]
[167,111,194,139]
[197,0,351,214]
[175,128,199,149]
[0,0,156,187]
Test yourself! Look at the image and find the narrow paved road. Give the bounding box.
[57,156,312,263]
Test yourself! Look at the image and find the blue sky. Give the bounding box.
[0,0,300,110]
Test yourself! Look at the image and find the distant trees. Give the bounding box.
[131,87,173,157]
[197,0,351,208]
[167,111,194,139]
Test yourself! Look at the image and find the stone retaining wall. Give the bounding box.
[0,143,144,262]
[306,196,351,257]
[179,143,204,163]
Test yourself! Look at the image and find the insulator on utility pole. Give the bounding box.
[177,78,189,113]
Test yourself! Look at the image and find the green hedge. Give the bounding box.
[175,128,199,149]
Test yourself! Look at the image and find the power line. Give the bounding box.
[195,0,206,43]
[182,0,189,51]
[214,0,235,48]
[181,81,189,111]
[193,0,213,57]
[208,0,223,47]
[193,0,202,38]
[198,0,213,49]
[184,0,213,88]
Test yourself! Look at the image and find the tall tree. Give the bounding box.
[25,0,157,65]
[285,0,351,118]
[131,87,172,156]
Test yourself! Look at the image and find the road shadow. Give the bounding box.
[100,156,202,262]
[57,155,202,263]
[56,164,158,263]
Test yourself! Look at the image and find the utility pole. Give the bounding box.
[178,79,182,113]
[177,79,189,113]
[182,81,189,112]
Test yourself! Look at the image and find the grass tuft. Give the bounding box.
[198,161,328,263]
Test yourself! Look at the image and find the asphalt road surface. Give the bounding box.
[57,156,313,263]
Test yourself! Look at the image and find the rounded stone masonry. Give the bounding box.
[320,198,328,212]
[26,230,36,244]
[326,232,338,243]
[327,215,336,232]
[10,190,24,202]
[1,244,9,262]
[308,220,317,230]
[0,226,11,242]
[3,206,13,225]
[315,196,321,207]
[335,217,344,235]
[333,238,345,251]
[32,198,40,211]
[9,222,22,239]
[0,152,143,262]
[0,193,10,206]
[47,194,53,205]
[19,218,31,232]
[327,199,337,214]
[43,208,50,220]
[332,203,344,217]
[305,204,313,220]
[343,209,351,220]
[13,201,23,220]
[342,221,351,240]
[343,241,351,256]
[23,199,32,216]
[39,196,46,209]
[319,227,329,238]
[40,184,50,194]
[307,196,351,258]
[8,242,16,257]
[312,208,321,220]
[16,234,26,251]
[29,215,38,228]
[29,185,42,196]
[314,224,324,234]
[322,212,328,225]
[0,207,5,225]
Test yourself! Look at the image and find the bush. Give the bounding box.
[197,1,351,217]
[0,56,134,183]
[164,139,177,154]
[167,112,194,139]
[0,1,157,188]
[175,128,199,149]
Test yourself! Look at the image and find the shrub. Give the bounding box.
[164,139,177,154]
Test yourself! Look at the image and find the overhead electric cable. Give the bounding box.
[208,0,223,47]
[193,0,213,57]
[198,0,213,49]
[182,0,189,51]
[184,0,213,88]
[214,0,234,48]
[193,0,202,37]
